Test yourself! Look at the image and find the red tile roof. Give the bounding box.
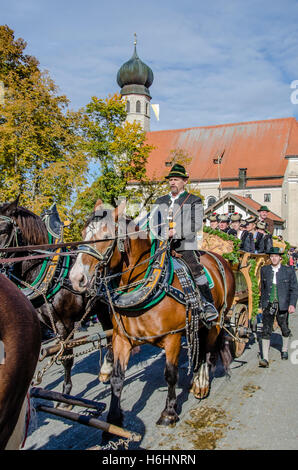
[233,194,284,222]
[146,117,298,184]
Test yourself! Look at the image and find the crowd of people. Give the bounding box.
[206,206,274,255]
[204,204,298,366]
[288,248,298,269]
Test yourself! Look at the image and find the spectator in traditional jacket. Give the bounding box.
[254,221,265,253]
[257,205,274,235]
[208,213,219,230]
[254,221,273,253]
[259,247,298,367]
[238,219,254,252]
[228,213,242,237]
[246,216,258,251]
[218,214,230,233]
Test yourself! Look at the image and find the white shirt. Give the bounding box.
[169,190,185,207]
[272,264,281,284]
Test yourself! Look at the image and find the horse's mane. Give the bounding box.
[0,203,48,246]
[16,206,48,245]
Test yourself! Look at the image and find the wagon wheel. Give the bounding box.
[230,303,249,358]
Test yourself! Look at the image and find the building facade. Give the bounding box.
[116,46,298,247]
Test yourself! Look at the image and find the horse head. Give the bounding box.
[0,198,48,250]
[70,200,127,292]
[0,197,21,250]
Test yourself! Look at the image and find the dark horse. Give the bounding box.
[70,201,235,428]
[0,274,41,449]
[0,198,87,397]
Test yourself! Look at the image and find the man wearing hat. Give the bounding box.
[151,163,218,323]
[258,206,274,235]
[255,221,273,253]
[244,216,258,252]
[218,214,230,233]
[227,213,242,237]
[208,213,219,230]
[235,218,254,252]
[259,247,298,367]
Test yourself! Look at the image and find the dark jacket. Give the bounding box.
[240,230,254,253]
[263,233,273,253]
[260,264,298,311]
[152,191,203,251]
[258,217,274,235]
[226,228,237,236]
[254,232,265,253]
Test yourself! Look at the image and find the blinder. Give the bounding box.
[76,218,127,279]
[0,215,21,251]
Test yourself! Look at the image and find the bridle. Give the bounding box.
[76,218,127,271]
[0,215,21,254]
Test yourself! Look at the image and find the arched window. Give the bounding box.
[207,196,217,207]
[126,100,130,113]
[136,100,141,113]
[146,103,148,115]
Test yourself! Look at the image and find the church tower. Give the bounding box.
[117,35,154,132]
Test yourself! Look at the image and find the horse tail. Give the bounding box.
[218,330,233,376]
[206,329,232,378]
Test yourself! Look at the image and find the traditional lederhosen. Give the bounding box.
[261,266,291,340]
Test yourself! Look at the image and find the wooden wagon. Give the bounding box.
[202,230,287,358]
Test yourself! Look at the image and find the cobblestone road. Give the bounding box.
[25,296,298,451]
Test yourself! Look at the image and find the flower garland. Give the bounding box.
[203,226,259,320]
[247,258,260,320]
[203,226,242,264]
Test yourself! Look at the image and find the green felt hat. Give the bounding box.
[230,212,242,222]
[218,214,229,223]
[208,213,218,222]
[165,163,189,179]
[258,205,270,212]
[267,246,284,255]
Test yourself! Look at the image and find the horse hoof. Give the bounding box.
[156,414,179,427]
[189,380,210,399]
[99,373,111,383]
[190,386,209,400]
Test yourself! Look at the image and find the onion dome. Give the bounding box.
[117,36,154,98]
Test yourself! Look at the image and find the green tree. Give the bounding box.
[0,25,88,218]
[70,94,155,237]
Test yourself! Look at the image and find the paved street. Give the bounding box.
[25,294,298,451]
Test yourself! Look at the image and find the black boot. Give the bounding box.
[196,281,219,323]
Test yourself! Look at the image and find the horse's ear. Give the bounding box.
[113,200,126,222]
[94,199,103,211]
[6,196,20,215]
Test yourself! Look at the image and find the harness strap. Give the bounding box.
[204,251,227,327]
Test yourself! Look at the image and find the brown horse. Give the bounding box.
[0,199,87,397]
[0,274,41,449]
[70,201,235,429]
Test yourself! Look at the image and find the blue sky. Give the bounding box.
[2,0,298,131]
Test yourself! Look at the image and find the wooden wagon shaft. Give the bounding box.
[40,329,113,359]
[36,405,141,442]
[30,387,106,413]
